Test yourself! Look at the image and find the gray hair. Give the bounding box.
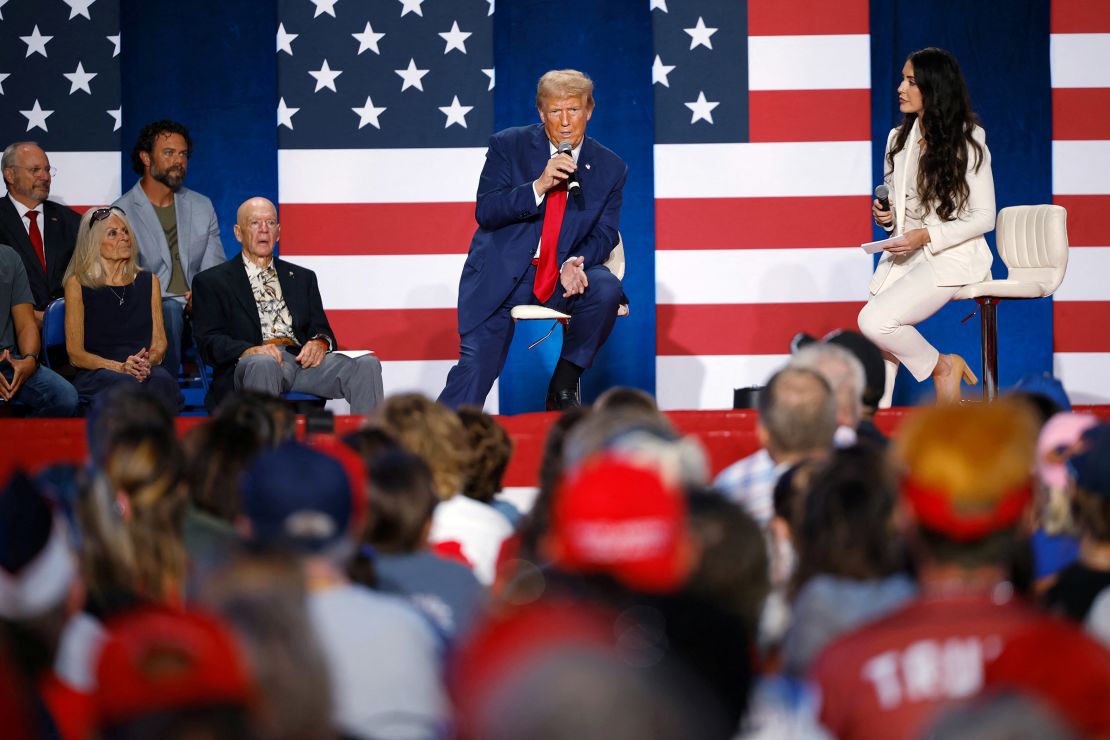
[1,141,40,170]
[63,206,140,289]
[758,367,837,456]
[563,408,709,489]
[789,342,865,428]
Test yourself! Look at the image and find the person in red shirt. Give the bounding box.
[809,402,1110,739]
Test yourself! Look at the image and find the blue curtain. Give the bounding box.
[120,0,278,258]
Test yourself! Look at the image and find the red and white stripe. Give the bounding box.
[654,0,872,410]
[1051,0,1110,403]
[46,152,121,212]
[277,147,499,411]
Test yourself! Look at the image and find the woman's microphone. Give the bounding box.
[875,184,894,231]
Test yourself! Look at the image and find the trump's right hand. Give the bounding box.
[533,154,576,196]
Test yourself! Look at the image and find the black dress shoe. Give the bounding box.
[545,388,580,411]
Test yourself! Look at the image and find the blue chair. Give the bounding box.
[41,298,66,368]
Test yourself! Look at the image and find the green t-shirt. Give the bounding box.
[153,202,189,295]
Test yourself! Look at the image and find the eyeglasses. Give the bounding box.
[88,206,126,230]
[8,165,57,178]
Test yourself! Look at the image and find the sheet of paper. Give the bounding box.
[860,235,905,255]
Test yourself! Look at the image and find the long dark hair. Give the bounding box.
[886,47,984,221]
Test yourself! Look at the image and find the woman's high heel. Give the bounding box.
[935,353,976,404]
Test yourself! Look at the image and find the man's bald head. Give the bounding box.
[234,197,280,265]
[758,367,837,458]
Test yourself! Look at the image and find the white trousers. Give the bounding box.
[858,254,959,406]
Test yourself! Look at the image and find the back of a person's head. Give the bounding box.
[923,691,1079,740]
[517,406,593,562]
[794,445,905,587]
[593,386,659,415]
[201,551,333,740]
[74,468,139,612]
[685,490,769,640]
[563,407,707,488]
[789,343,865,429]
[342,425,401,465]
[184,415,271,523]
[88,385,176,466]
[895,401,1038,567]
[213,391,297,448]
[364,449,439,553]
[1066,423,1110,544]
[757,367,837,457]
[375,393,471,499]
[457,406,513,504]
[105,429,187,602]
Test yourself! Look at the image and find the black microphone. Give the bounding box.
[557,141,583,201]
[875,184,893,230]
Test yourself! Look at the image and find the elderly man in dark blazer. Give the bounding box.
[192,197,383,414]
[0,142,80,324]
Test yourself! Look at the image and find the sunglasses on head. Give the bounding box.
[88,206,125,229]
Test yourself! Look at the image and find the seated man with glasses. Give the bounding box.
[192,197,384,414]
[0,142,80,328]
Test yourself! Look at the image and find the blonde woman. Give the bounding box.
[63,206,180,411]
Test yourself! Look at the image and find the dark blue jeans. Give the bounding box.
[0,358,79,417]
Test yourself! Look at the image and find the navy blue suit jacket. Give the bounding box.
[456,124,627,336]
[0,197,80,311]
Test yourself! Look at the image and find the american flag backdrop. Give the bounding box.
[274,0,498,410]
[1051,0,1110,403]
[0,0,121,211]
[3,0,1108,410]
[651,0,873,409]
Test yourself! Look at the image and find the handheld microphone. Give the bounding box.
[875,184,891,213]
[875,184,893,231]
[557,141,583,201]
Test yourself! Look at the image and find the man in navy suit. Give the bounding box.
[0,142,80,326]
[191,197,383,414]
[439,69,627,411]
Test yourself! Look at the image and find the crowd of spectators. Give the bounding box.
[2,334,1110,738]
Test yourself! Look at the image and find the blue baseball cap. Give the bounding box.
[1068,423,1110,499]
[240,440,358,552]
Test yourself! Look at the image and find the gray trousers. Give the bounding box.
[234,352,384,414]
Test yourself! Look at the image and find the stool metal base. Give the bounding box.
[977,297,999,402]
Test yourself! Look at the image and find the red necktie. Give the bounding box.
[26,210,46,272]
[533,183,567,303]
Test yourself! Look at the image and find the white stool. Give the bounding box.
[952,205,1069,401]
[510,233,629,349]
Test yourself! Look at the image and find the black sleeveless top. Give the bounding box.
[81,270,153,363]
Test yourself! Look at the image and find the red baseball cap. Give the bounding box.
[95,606,253,727]
[549,454,691,593]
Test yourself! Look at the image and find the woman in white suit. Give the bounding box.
[858,47,995,405]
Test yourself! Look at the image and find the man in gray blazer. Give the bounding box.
[114,120,226,376]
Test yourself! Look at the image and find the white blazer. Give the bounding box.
[869,118,995,294]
